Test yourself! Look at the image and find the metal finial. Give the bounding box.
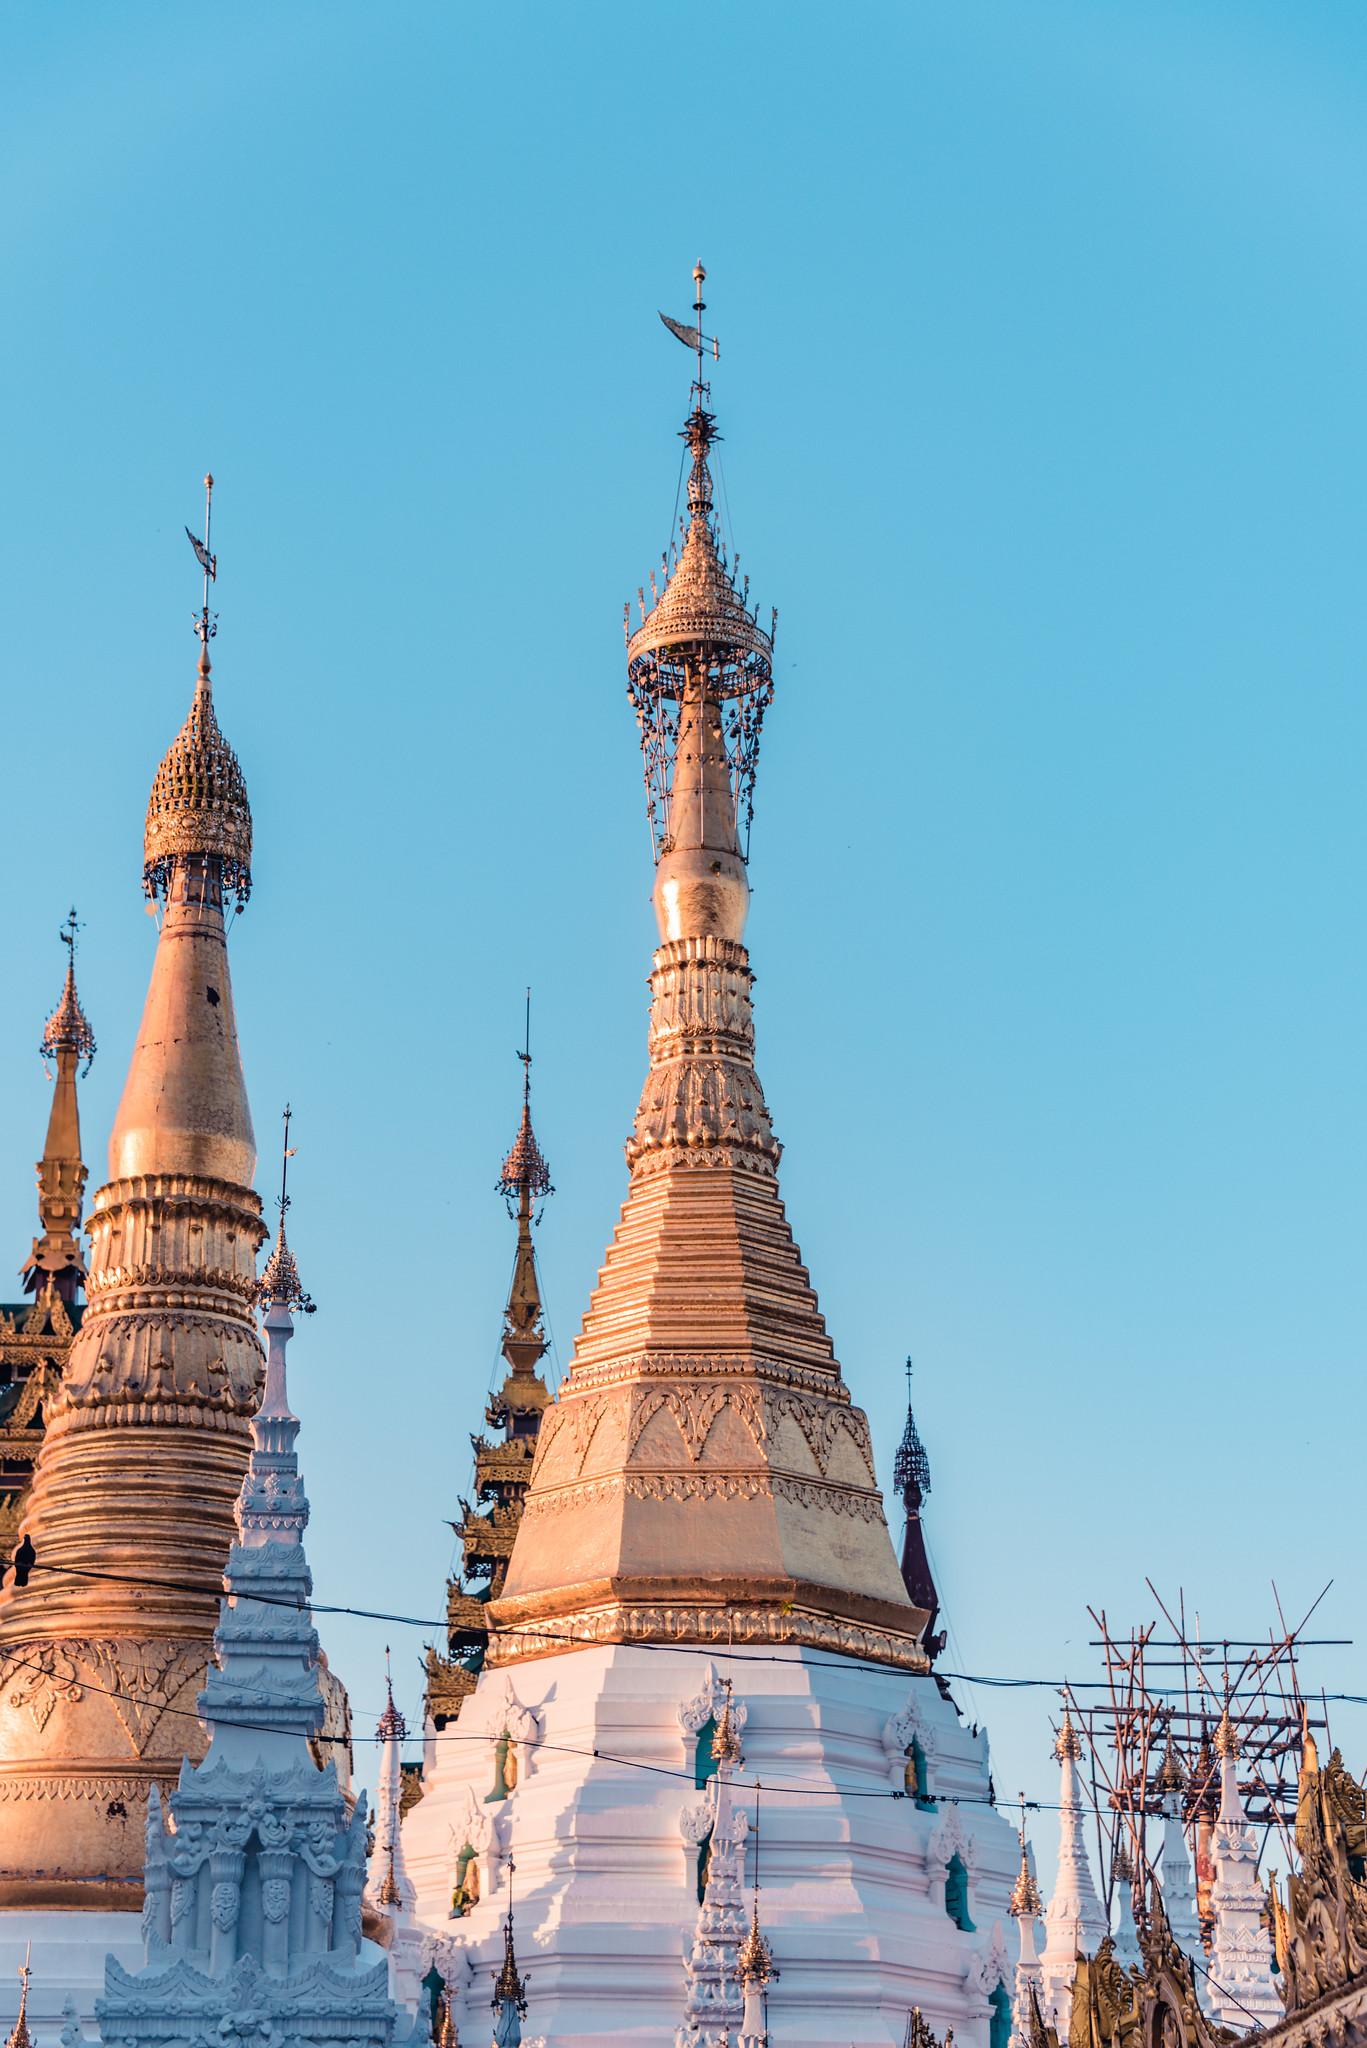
[186,472,218,650]
[499,994,553,1207]
[519,987,532,1104]
[377,1643,406,1743]
[40,908,97,1073]
[893,1357,931,1507]
[257,1103,316,1314]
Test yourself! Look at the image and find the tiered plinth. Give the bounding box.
[400,1645,1019,2045]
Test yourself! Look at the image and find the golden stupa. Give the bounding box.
[0,613,265,1906]
[491,295,925,1671]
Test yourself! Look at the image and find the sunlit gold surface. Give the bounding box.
[494,413,925,1671]
[0,667,263,1908]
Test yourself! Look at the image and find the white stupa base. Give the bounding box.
[400,1642,1019,2045]
[0,1910,143,2031]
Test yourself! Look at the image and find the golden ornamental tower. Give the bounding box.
[22,910,96,1305]
[0,923,96,1553]
[426,1013,555,1728]
[490,274,923,1668]
[0,482,266,1908]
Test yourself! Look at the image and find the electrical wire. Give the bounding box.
[19,1558,1366,1701]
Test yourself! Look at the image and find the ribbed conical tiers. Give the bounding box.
[0,654,265,1909]
[491,410,924,1673]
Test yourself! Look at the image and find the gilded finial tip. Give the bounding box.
[204,472,214,492]
[693,261,706,282]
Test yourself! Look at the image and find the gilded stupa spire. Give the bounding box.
[423,1009,556,1726]
[495,993,553,1391]
[491,1862,529,2043]
[737,1785,777,2047]
[0,477,267,1907]
[21,910,95,1300]
[495,272,924,1673]
[6,1949,32,2048]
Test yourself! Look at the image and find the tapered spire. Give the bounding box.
[495,994,553,1396]
[1040,1701,1107,2030]
[98,1143,405,2048]
[21,911,95,1301]
[6,1950,32,2048]
[1008,1802,1044,2048]
[491,1867,529,2047]
[369,1648,415,1920]
[496,277,923,1671]
[0,480,267,1908]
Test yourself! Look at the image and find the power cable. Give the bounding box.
[18,1558,1365,1701]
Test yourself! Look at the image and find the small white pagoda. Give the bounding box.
[95,1180,412,2048]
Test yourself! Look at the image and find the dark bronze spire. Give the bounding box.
[894,1359,941,1658]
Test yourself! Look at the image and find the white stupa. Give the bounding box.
[1206,1707,1280,2029]
[95,1183,412,2048]
[1038,1707,1107,2030]
[399,277,1020,2045]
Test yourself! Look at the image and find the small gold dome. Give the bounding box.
[143,658,252,903]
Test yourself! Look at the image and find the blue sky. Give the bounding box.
[2,2,1364,1888]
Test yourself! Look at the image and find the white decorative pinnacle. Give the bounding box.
[1155,1747,1204,1967]
[1110,1837,1142,1971]
[1206,1715,1281,2029]
[677,1693,751,2048]
[368,1658,417,1922]
[1039,1705,1107,2032]
[95,1278,407,2048]
[1008,1810,1044,2048]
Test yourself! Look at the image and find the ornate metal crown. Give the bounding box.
[143,664,253,907]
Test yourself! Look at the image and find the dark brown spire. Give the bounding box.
[894,1359,941,1657]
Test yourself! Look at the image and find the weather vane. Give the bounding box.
[659,260,720,407]
[59,906,81,961]
[185,472,218,646]
[517,987,533,1103]
[279,1102,299,1223]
